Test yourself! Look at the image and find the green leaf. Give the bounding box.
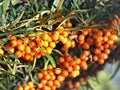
[7,10,25,29]
[44,53,56,68]
[0,83,7,90]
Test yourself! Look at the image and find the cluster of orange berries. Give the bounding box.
[77,27,118,64]
[0,22,73,63]
[61,76,89,90]
[17,65,69,90]
[58,54,88,78]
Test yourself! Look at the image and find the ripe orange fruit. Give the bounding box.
[57,75,65,82]
[17,85,23,90]
[82,42,89,49]
[78,34,85,41]
[49,42,56,48]
[66,22,72,28]
[25,46,31,54]
[17,44,25,51]
[80,61,88,70]
[56,26,64,33]
[54,68,61,75]
[10,39,17,47]
[15,51,23,58]
[0,48,4,55]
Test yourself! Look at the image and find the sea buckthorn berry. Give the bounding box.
[27,81,34,88]
[0,48,4,55]
[47,64,53,70]
[93,55,98,62]
[61,70,68,77]
[104,49,110,54]
[43,41,49,47]
[57,75,65,82]
[37,72,43,79]
[78,34,85,41]
[49,42,56,48]
[54,68,61,75]
[17,85,23,90]
[82,42,89,49]
[25,46,31,54]
[43,74,50,80]
[15,51,23,58]
[80,61,88,70]
[47,80,53,87]
[63,40,71,49]
[74,81,80,88]
[56,26,64,33]
[17,44,25,51]
[58,57,65,63]
[24,54,31,61]
[98,59,104,64]
[17,39,23,45]
[83,50,90,56]
[66,22,72,28]
[70,70,80,78]
[10,39,17,47]
[45,47,52,54]
[74,58,81,64]
[53,80,61,88]
[37,83,43,89]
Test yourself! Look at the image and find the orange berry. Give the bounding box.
[61,70,68,77]
[71,40,76,48]
[82,42,89,49]
[56,26,64,33]
[63,40,71,49]
[24,54,31,61]
[0,48,4,55]
[74,81,80,88]
[10,39,17,47]
[66,22,72,28]
[49,41,56,48]
[17,39,23,45]
[15,51,23,58]
[43,74,50,80]
[41,79,47,85]
[58,57,65,63]
[94,48,101,55]
[74,58,81,64]
[52,31,59,41]
[80,54,86,60]
[47,80,53,87]
[70,70,80,78]
[53,80,61,88]
[67,66,73,72]
[17,85,23,90]
[98,59,104,64]
[86,38,93,45]
[17,44,25,51]
[27,81,34,88]
[57,75,65,82]
[93,55,98,62]
[43,41,49,47]
[54,68,61,75]
[73,65,80,70]
[42,33,49,41]
[82,29,89,36]
[45,47,52,54]
[25,46,31,54]
[7,46,14,53]
[37,72,43,79]
[104,49,110,54]
[47,64,53,70]
[80,61,88,70]
[83,50,90,56]
[78,34,85,41]
[37,83,43,89]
